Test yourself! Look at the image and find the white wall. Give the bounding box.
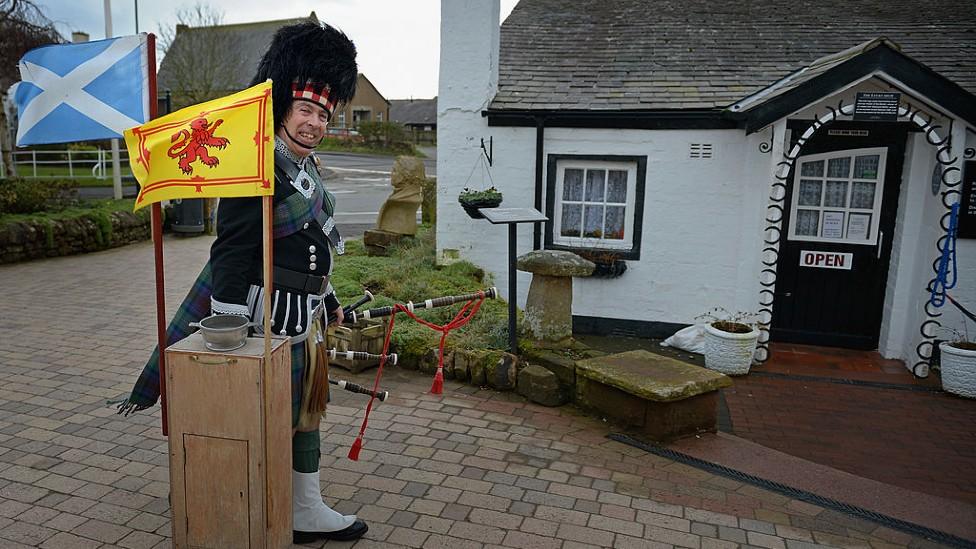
[437,117,772,324]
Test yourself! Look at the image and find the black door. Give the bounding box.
[771,122,909,349]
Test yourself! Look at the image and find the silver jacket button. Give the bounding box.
[303,222,310,230]
[308,245,316,253]
[309,263,317,270]
[309,254,317,262]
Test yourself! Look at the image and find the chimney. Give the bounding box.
[438,0,500,115]
[176,24,188,34]
[71,32,90,43]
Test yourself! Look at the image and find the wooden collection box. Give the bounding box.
[165,334,292,549]
[328,318,387,373]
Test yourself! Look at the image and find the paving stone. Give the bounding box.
[0,519,58,545]
[117,530,165,549]
[38,531,102,549]
[413,515,453,534]
[556,522,615,546]
[448,521,506,545]
[73,517,132,543]
[742,518,779,535]
[747,531,788,549]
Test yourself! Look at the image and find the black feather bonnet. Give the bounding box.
[250,21,358,127]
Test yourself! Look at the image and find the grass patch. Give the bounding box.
[0,198,145,227]
[16,165,136,184]
[331,225,511,364]
[317,137,424,158]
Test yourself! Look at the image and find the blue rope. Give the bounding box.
[929,202,959,308]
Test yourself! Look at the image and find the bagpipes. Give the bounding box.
[307,291,395,412]
[347,287,499,460]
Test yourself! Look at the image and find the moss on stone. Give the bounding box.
[575,350,731,402]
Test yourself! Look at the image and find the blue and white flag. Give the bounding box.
[14,34,150,146]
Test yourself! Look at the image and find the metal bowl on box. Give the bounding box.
[189,314,254,352]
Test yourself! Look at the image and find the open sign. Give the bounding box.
[800,250,853,270]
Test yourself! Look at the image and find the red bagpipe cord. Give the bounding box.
[348,293,486,460]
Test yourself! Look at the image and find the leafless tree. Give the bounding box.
[157,3,243,110]
[0,0,61,175]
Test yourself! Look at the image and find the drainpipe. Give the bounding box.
[533,115,546,249]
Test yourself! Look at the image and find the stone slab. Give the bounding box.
[576,350,731,402]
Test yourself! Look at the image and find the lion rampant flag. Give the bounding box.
[126,81,274,210]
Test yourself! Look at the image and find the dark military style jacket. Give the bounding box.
[209,139,343,343]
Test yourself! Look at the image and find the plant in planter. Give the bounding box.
[574,249,627,278]
[458,186,503,219]
[938,326,976,399]
[696,308,760,376]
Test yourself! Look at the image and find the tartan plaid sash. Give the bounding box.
[116,155,342,415]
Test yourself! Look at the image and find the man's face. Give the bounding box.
[279,100,329,157]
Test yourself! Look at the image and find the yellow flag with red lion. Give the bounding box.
[125,81,274,210]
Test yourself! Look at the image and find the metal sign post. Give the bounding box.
[480,207,548,355]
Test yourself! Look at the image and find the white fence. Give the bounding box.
[9,149,132,179]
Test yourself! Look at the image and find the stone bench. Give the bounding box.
[575,350,732,441]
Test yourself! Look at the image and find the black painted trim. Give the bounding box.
[533,121,545,250]
[485,109,740,130]
[741,45,976,133]
[573,316,685,340]
[543,154,647,261]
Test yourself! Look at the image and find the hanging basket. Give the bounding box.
[458,195,502,219]
[703,323,759,375]
[590,259,627,278]
[939,342,976,398]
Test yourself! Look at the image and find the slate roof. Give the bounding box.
[490,0,976,111]
[390,98,437,125]
[157,14,312,92]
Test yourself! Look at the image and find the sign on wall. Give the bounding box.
[958,161,976,239]
[800,250,854,270]
[853,92,900,121]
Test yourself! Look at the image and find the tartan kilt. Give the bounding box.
[290,341,306,428]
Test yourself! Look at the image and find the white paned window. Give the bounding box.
[788,148,887,245]
[553,160,638,250]
[337,111,346,128]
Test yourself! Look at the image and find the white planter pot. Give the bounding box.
[939,342,976,399]
[704,323,759,376]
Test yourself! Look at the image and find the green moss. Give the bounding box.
[331,225,511,365]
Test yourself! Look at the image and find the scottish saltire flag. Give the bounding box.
[14,34,150,146]
[126,81,275,210]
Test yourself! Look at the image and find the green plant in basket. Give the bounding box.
[458,186,503,219]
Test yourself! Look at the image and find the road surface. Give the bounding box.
[74,150,434,238]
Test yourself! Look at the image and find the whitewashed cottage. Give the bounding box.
[437,0,976,375]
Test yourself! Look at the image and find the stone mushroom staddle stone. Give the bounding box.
[517,250,595,344]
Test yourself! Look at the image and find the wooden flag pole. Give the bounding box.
[261,194,274,529]
[263,196,273,361]
[143,33,171,436]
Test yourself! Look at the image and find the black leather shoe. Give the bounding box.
[293,519,368,544]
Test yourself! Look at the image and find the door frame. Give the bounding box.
[769,120,910,349]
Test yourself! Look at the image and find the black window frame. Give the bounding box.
[544,154,647,260]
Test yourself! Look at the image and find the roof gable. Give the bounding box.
[730,39,976,132]
[157,13,314,92]
[390,98,437,125]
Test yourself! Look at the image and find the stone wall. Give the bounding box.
[0,210,151,264]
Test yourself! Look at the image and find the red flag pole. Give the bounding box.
[144,33,169,436]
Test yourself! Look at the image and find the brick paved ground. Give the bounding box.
[581,336,976,508]
[723,357,976,507]
[0,237,962,548]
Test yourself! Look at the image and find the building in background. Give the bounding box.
[391,98,437,143]
[438,0,976,373]
[157,12,388,130]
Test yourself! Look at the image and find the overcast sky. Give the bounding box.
[34,0,519,100]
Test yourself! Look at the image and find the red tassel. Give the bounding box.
[348,437,363,461]
[430,370,444,395]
